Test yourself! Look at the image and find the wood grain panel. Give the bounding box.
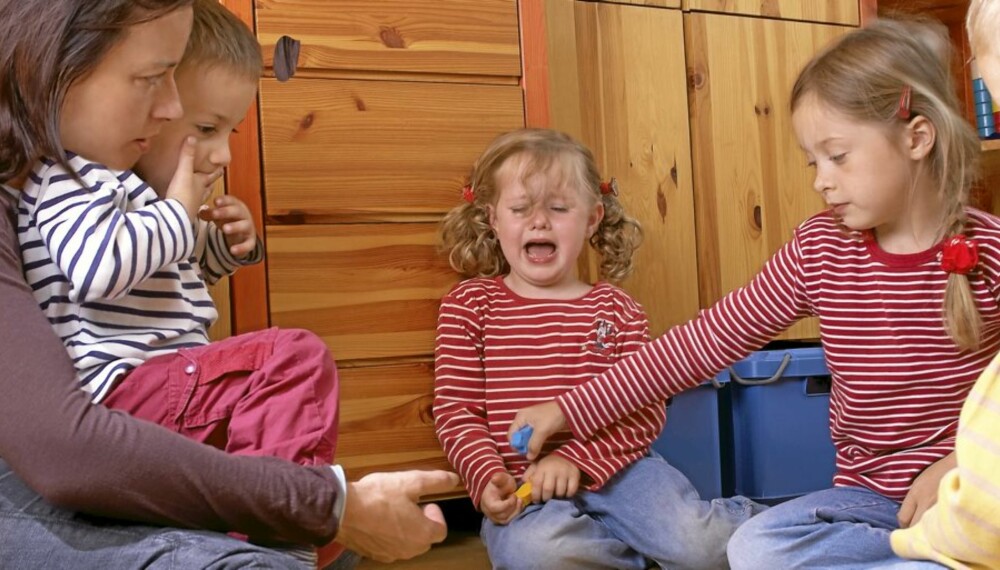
[687,14,851,340]
[545,2,700,336]
[266,223,459,361]
[595,0,680,7]
[256,0,520,77]
[206,179,232,341]
[336,360,456,482]
[684,0,859,25]
[260,79,524,218]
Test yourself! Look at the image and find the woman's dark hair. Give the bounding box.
[0,0,193,182]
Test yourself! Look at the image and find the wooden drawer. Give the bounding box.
[683,0,859,25]
[337,360,454,480]
[266,223,459,360]
[256,0,520,77]
[260,79,524,219]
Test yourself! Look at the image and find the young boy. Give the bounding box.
[889,3,1000,568]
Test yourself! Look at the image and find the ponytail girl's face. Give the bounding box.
[792,92,933,241]
[488,155,603,299]
[59,7,193,170]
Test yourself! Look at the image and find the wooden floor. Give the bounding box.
[357,530,490,569]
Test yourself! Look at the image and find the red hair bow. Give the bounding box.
[600,178,619,196]
[941,235,978,275]
[462,183,475,203]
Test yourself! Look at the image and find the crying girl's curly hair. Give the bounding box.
[440,128,642,283]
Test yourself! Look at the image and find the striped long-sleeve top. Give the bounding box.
[17,155,262,402]
[891,349,1000,569]
[556,209,1000,501]
[434,277,665,508]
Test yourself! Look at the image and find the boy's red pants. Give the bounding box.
[104,327,339,466]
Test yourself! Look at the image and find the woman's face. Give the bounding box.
[59,7,193,170]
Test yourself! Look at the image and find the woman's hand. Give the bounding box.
[507,401,567,461]
[897,451,956,528]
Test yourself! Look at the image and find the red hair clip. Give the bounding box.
[599,177,619,197]
[896,85,912,120]
[461,183,475,203]
[941,235,978,275]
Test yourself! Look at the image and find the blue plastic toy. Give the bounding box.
[511,425,533,455]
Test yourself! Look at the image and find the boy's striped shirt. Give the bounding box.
[17,156,261,401]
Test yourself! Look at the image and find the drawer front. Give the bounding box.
[337,361,456,482]
[256,0,520,77]
[266,223,459,361]
[684,0,859,25]
[260,79,525,218]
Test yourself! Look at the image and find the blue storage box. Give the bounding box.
[652,376,732,500]
[726,347,836,503]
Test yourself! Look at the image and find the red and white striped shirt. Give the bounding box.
[558,209,1000,501]
[434,277,665,507]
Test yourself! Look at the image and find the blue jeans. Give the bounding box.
[0,459,307,569]
[727,486,945,569]
[482,454,765,569]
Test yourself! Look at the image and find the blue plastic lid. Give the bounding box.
[726,347,828,380]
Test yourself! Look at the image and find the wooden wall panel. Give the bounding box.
[266,223,459,361]
[260,79,524,219]
[568,3,701,336]
[256,0,520,77]
[594,0,680,7]
[336,361,457,483]
[684,0,859,25]
[687,13,850,340]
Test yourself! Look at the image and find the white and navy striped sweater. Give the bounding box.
[558,209,1000,501]
[17,155,261,402]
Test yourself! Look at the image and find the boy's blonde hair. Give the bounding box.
[791,18,982,350]
[182,0,262,80]
[441,128,642,283]
[967,0,1000,58]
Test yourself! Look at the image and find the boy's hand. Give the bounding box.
[165,136,215,224]
[507,401,567,460]
[525,454,580,503]
[479,471,523,525]
[199,195,258,258]
[898,452,956,528]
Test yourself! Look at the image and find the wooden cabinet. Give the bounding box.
[537,0,701,337]
[687,13,850,340]
[223,0,523,482]
[220,0,865,480]
[536,1,855,340]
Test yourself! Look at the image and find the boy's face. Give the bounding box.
[135,64,257,195]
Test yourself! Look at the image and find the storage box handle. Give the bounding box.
[729,353,791,385]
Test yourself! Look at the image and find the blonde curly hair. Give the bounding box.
[440,128,642,283]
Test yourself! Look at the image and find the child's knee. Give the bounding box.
[726,513,773,570]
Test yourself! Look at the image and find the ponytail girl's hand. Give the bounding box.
[507,401,567,461]
[897,451,956,528]
[199,195,258,258]
[164,136,213,223]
